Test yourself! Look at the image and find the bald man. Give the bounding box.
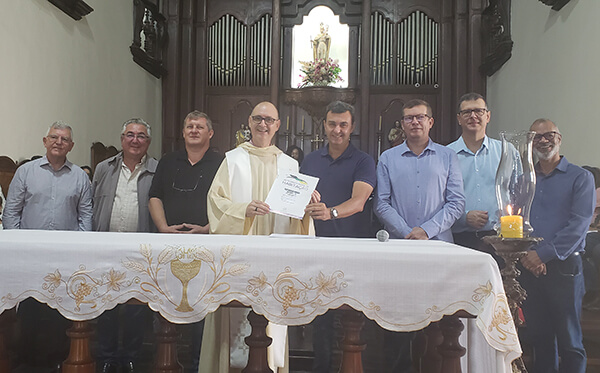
[201,101,311,373]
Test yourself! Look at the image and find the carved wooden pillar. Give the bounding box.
[270,0,281,106]
[359,0,371,151]
[339,309,366,373]
[154,314,183,373]
[438,316,466,373]
[0,310,15,373]
[243,311,273,373]
[62,321,95,373]
[421,322,443,373]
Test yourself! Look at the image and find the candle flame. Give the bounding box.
[507,205,513,215]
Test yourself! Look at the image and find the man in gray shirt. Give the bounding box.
[4,121,92,230]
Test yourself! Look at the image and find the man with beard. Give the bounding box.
[519,118,595,373]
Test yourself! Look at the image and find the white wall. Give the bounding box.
[0,0,162,167]
[486,0,598,167]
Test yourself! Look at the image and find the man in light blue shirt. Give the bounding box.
[4,121,92,230]
[447,93,502,253]
[375,99,465,242]
[3,121,92,371]
[374,99,465,372]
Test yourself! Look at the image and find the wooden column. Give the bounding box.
[154,314,183,373]
[339,309,366,373]
[421,322,443,373]
[270,0,281,106]
[0,310,15,373]
[359,0,371,151]
[62,321,95,373]
[243,311,273,373]
[438,316,466,373]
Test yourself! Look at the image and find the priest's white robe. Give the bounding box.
[199,142,311,373]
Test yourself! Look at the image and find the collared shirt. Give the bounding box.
[149,149,223,226]
[3,156,92,231]
[300,143,376,238]
[108,156,146,232]
[530,156,595,263]
[447,135,502,232]
[375,140,465,242]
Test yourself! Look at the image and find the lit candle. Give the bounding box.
[286,116,290,131]
[301,116,305,132]
[378,116,382,131]
[500,205,523,238]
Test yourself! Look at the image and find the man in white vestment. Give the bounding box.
[200,101,312,373]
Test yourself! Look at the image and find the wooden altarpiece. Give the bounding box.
[157,0,491,159]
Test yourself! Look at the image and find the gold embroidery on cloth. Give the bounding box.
[471,281,517,345]
[246,267,348,315]
[122,244,249,312]
[40,244,249,313]
[42,266,133,311]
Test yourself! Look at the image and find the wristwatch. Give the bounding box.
[330,207,339,219]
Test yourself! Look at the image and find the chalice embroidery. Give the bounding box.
[170,258,202,312]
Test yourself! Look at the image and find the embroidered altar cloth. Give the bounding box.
[0,230,520,372]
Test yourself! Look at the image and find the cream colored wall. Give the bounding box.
[486,0,598,167]
[0,0,162,167]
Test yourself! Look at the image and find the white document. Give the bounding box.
[265,172,319,219]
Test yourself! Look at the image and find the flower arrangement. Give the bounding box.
[298,58,343,88]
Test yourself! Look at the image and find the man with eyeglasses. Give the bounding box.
[4,121,92,230]
[3,121,92,371]
[518,118,595,373]
[374,99,464,372]
[91,118,158,373]
[201,101,311,373]
[148,110,223,372]
[447,93,502,259]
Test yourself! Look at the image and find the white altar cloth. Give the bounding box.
[0,230,520,371]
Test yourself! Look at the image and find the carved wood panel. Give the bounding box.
[161,0,489,157]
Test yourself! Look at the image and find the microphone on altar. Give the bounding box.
[376,229,389,242]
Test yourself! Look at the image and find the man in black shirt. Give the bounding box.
[148,111,223,372]
[149,111,223,233]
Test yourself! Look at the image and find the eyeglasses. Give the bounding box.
[123,132,150,141]
[458,108,488,118]
[533,131,561,143]
[172,168,202,192]
[401,114,430,123]
[46,134,72,143]
[251,115,278,125]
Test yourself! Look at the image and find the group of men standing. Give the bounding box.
[2,92,596,373]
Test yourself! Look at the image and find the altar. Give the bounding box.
[0,230,521,372]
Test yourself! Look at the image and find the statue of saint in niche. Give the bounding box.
[311,23,331,61]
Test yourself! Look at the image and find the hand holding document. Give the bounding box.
[265,172,319,219]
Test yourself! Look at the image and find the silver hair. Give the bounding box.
[184,111,213,131]
[46,121,73,139]
[121,118,151,137]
